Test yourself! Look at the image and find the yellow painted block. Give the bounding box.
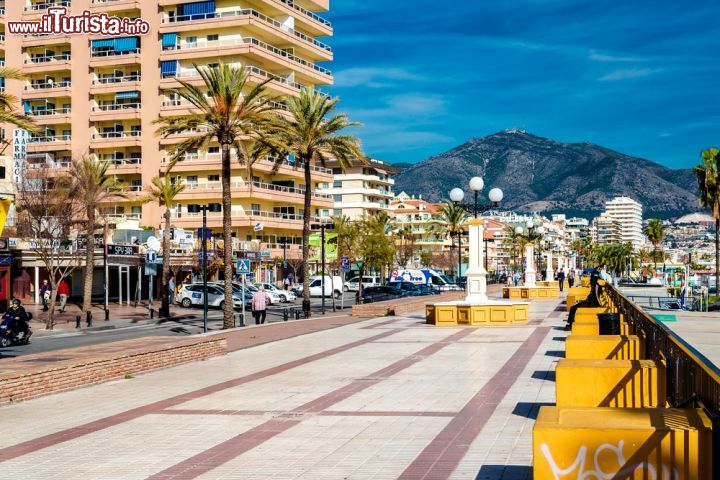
[571,320,632,336]
[425,305,436,324]
[533,407,712,479]
[468,306,489,325]
[576,307,609,317]
[581,277,591,287]
[556,359,666,407]
[502,288,510,299]
[489,306,511,323]
[435,305,458,325]
[566,335,644,360]
[513,304,529,323]
[568,287,591,295]
[457,306,471,325]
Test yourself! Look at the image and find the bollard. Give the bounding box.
[75,315,81,329]
[105,309,109,321]
[295,309,301,320]
[86,311,92,328]
[149,308,154,320]
[283,309,289,322]
[235,313,245,327]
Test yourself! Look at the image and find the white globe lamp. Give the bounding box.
[488,188,503,203]
[449,188,465,203]
[469,176,485,192]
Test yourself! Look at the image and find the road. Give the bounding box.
[0,294,357,358]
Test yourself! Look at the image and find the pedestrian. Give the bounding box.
[557,268,565,291]
[505,272,513,287]
[57,279,69,313]
[251,286,271,325]
[168,276,176,306]
[40,280,51,312]
[283,276,290,290]
[567,269,575,288]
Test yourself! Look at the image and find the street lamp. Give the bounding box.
[311,221,334,315]
[449,177,504,219]
[187,203,221,332]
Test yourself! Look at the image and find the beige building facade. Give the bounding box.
[319,158,396,220]
[2,0,333,260]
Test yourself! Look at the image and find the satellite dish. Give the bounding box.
[147,236,161,252]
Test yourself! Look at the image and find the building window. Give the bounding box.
[333,180,342,188]
[207,34,219,42]
[333,209,342,216]
[208,146,219,153]
[208,174,219,181]
[332,168,342,174]
[251,203,260,213]
[333,195,342,202]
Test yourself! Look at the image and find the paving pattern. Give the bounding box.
[0,299,565,479]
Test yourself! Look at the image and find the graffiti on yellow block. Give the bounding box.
[540,441,679,480]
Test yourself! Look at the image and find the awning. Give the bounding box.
[179,1,215,18]
[115,90,139,100]
[161,60,178,77]
[91,39,113,49]
[113,36,139,52]
[162,33,178,48]
[23,100,31,114]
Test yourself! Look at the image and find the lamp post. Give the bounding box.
[187,203,221,332]
[448,177,504,302]
[311,221,334,315]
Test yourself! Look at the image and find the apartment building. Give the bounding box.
[2,0,334,260]
[603,196,644,250]
[390,194,448,262]
[318,158,396,220]
[594,212,622,245]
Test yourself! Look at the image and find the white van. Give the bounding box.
[344,276,380,292]
[389,269,454,290]
[296,276,344,298]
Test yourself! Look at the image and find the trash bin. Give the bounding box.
[598,313,621,335]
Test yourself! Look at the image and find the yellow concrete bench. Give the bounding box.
[566,287,590,311]
[537,281,559,288]
[502,287,523,299]
[503,287,559,300]
[580,277,591,287]
[426,303,529,325]
[566,335,644,360]
[534,407,712,479]
[570,320,632,336]
[556,359,666,407]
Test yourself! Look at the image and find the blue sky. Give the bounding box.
[323,0,720,169]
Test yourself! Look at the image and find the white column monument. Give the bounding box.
[464,219,488,302]
[545,251,553,280]
[524,244,536,287]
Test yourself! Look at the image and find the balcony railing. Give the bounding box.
[25,1,71,11]
[25,54,71,64]
[278,0,332,28]
[29,134,72,143]
[168,36,331,76]
[92,102,140,112]
[163,153,332,175]
[90,48,140,58]
[27,107,72,116]
[92,74,140,85]
[174,65,305,91]
[92,131,141,139]
[162,8,331,52]
[25,80,71,90]
[100,157,142,165]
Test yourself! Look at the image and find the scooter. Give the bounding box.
[0,316,32,348]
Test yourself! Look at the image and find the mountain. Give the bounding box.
[393,131,701,219]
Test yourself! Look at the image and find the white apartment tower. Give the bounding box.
[604,196,644,250]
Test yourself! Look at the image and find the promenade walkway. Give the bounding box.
[0,297,565,479]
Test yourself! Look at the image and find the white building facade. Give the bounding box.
[604,196,644,250]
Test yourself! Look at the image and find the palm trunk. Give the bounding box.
[160,209,172,317]
[82,206,95,313]
[301,160,312,314]
[715,218,720,298]
[46,279,58,330]
[653,245,657,274]
[221,143,234,329]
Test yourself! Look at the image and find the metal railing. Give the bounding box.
[93,74,140,85]
[27,107,72,116]
[25,80,71,90]
[278,0,332,28]
[92,102,140,112]
[92,131,141,139]
[25,54,71,64]
[26,1,70,11]
[90,48,140,58]
[607,284,720,478]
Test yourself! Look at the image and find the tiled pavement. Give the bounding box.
[0,298,566,479]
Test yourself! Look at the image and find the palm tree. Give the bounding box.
[0,68,40,134]
[154,63,277,329]
[144,176,186,317]
[431,200,468,280]
[65,157,127,314]
[694,147,720,293]
[644,218,665,272]
[265,87,363,314]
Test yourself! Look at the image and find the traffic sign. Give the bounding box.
[144,263,157,276]
[341,256,351,273]
[253,222,264,232]
[146,251,157,264]
[237,259,251,275]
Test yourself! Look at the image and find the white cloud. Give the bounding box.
[333,67,420,88]
[599,68,662,81]
[589,50,645,63]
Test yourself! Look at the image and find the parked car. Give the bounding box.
[295,276,344,298]
[344,276,380,292]
[255,283,296,302]
[361,285,404,303]
[213,282,283,305]
[417,284,440,295]
[387,281,421,296]
[176,284,244,310]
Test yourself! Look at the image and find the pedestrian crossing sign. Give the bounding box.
[237,259,251,275]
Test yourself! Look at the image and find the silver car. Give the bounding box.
[176,284,243,310]
[255,283,296,302]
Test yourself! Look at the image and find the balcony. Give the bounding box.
[23,1,71,19]
[90,74,141,94]
[26,107,72,124]
[90,0,141,13]
[90,48,141,67]
[90,102,141,121]
[24,80,72,98]
[163,153,333,177]
[90,130,142,148]
[171,209,319,230]
[27,134,72,151]
[160,36,331,83]
[26,152,72,170]
[24,54,71,73]
[161,8,332,60]
[163,65,304,96]
[102,157,142,174]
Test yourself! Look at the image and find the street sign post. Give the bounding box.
[340,256,351,310]
[236,259,251,275]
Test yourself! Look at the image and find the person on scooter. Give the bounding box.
[3,299,31,340]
